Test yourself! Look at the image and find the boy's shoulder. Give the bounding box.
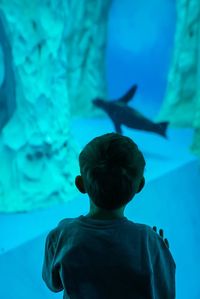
[57,217,155,241]
[57,216,153,230]
[52,216,160,244]
[47,216,175,267]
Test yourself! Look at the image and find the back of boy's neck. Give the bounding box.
[85,211,124,220]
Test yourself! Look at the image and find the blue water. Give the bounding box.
[107,0,176,109]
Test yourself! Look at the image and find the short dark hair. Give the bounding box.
[79,133,146,210]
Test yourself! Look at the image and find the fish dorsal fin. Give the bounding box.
[117,84,138,104]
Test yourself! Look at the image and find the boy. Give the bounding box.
[42,133,176,299]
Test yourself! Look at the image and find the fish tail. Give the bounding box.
[157,121,169,138]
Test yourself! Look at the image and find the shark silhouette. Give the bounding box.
[92,85,168,138]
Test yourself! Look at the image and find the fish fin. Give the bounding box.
[114,122,123,135]
[117,84,138,104]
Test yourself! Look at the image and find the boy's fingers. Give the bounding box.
[159,229,164,238]
[153,227,170,249]
[164,238,170,249]
[153,226,157,232]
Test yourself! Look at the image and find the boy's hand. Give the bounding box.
[153,226,170,249]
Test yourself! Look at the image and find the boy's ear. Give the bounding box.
[136,177,145,194]
[75,175,87,194]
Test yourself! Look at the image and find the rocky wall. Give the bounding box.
[158,0,200,156]
[0,0,111,212]
[157,0,200,157]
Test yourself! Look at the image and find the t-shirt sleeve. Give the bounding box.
[42,228,64,293]
[150,230,176,299]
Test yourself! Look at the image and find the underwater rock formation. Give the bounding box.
[0,11,16,132]
[0,1,111,212]
[157,0,200,157]
[66,0,112,117]
[0,2,75,212]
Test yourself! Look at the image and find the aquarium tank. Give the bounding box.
[0,0,200,298]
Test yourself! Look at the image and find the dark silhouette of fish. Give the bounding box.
[0,11,16,132]
[92,84,168,138]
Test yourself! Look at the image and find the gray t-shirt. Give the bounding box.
[42,215,176,299]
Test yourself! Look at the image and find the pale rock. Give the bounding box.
[0,0,111,212]
[157,0,200,157]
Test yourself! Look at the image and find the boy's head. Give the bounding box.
[76,133,146,211]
